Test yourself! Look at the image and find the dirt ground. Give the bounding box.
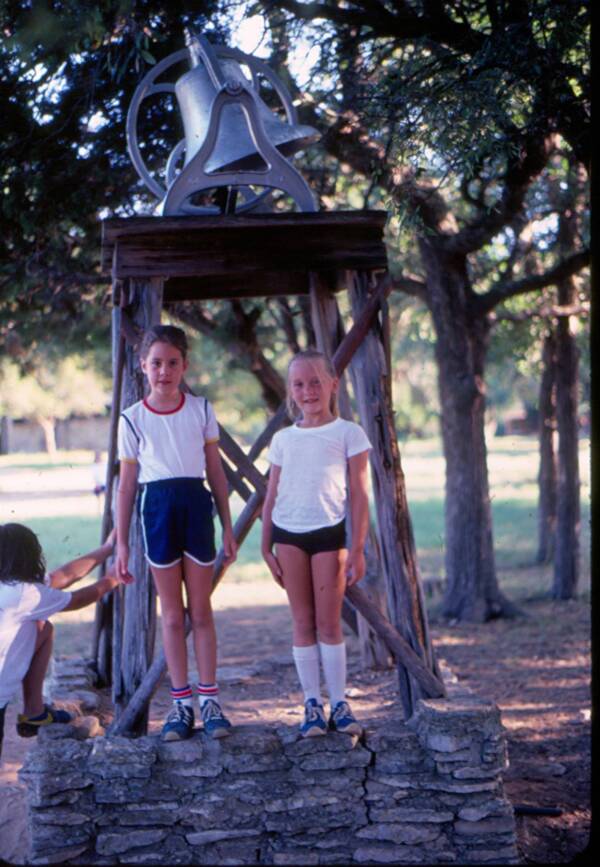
[0,583,591,865]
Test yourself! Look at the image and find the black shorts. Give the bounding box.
[271,520,346,556]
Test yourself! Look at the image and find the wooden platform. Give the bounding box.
[101,211,388,301]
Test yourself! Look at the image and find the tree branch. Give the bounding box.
[490,301,589,326]
[446,131,556,255]
[474,248,590,315]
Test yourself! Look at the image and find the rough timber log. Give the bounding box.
[111,279,162,734]
[349,272,443,717]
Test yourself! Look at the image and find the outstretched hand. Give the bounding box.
[345,549,366,587]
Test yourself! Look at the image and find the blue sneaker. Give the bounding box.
[201,699,232,738]
[300,698,327,738]
[329,701,362,736]
[161,701,194,741]
[16,704,73,737]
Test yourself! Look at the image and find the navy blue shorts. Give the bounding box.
[140,477,216,568]
[272,520,346,556]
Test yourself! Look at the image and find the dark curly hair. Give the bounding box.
[0,523,46,584]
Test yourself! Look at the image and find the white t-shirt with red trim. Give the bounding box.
[0,581,72,707]
[267,417,372,532]
[117,393,219,483]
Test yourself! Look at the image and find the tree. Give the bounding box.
[254,0,589,619]
[0,356,109,453]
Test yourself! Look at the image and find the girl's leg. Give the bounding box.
[22,621,53,717]
[150,563,189,690]
[277,544,322,708]
[181,556,216,686]
[312,549,348,709]
[277,544,317,646]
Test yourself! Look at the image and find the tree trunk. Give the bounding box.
[112,280,162,734]
[349,271,440,716]
[553,213,581,598]
[420,244,519,622]
[0,416,11,454]
[536,331,557,564]
[38,417,57,455]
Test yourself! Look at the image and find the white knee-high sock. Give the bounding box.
[292,644,322,703]
[319,641,347,708]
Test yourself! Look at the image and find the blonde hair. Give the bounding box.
[286,349,339,420]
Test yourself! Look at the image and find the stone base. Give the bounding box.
[19,659,518,864]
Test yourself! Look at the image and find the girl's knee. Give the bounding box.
[292,612,317,644]
[161,609,185,631]
[189,607,213,631]
[316,619,342,644]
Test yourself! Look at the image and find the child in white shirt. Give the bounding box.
[0,523,122,757]
[261,349,371,737]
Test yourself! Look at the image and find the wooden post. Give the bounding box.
[92,299,127,685]
[348,270,442,717]
[111,279,162,734]
[309,271,391,664]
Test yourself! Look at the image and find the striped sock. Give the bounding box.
[171,684,193,708]
[197,683,219,707]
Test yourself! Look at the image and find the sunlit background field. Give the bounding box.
[0,436,590,658]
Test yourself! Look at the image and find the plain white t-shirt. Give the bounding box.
[0,581,72,707]
[267,417,371,533]
[117,393,219,484]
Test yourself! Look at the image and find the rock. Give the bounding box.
[29,844,89,864]
[96,829,168,856]
[185,829,260,845]
[354,845,432,863]
[451,766,501,779]
[357,822,442,844]
[454,815,516,836]
[157,736,205,763]
[87,736,156,779]
[30,809,90,826]
[369,807,454,824]
[457,800,513,822]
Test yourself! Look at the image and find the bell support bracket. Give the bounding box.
[162,81,318,215]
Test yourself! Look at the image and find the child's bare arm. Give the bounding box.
[261,466,283,586]
[48,529,116,590]
[346,451,370,586]
[205,441,237,562]
[61,574,121,612]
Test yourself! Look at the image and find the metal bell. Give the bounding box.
[175,46,318,173]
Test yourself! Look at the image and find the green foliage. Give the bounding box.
[0,355,110,421]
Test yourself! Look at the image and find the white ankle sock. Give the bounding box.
[292,644,322,703]
[319,641,347,708]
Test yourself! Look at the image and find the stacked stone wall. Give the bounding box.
[19,660,519,864]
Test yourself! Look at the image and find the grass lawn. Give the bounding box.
[1,435,590,627]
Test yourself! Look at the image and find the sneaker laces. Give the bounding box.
[202,699,223,721]
[332,701,352,722]
[305,701,323,723]
[167,702,190,724]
